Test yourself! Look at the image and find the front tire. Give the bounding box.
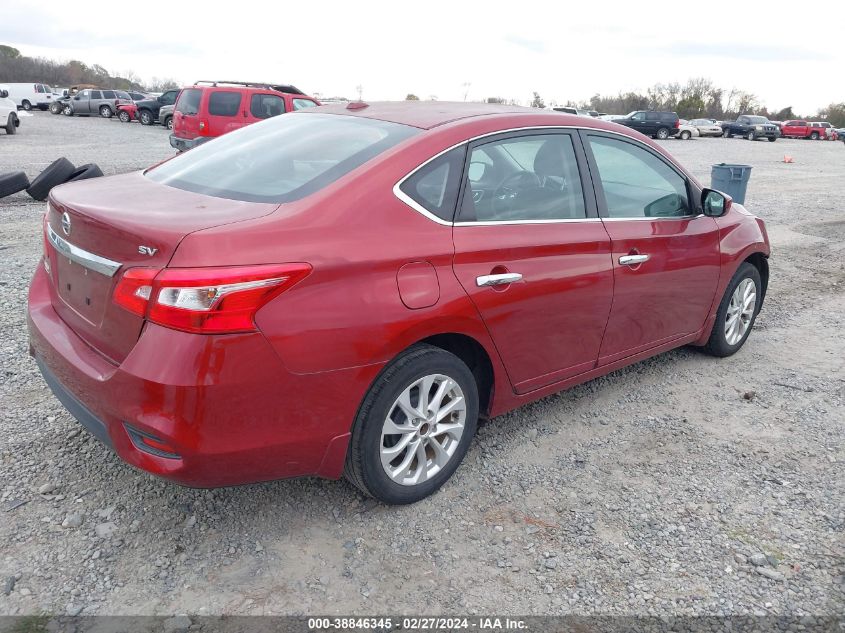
[5,114,17,135]
[139,110,154,125]
[118,110,131,122]
[746,131,756,141]
[344,344,479,504]
[62,105,73,116]
[723,129,732,138]
[767,136,777,142]
[702,262,762,357]
[164,116,173,130]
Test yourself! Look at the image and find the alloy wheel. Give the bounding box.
[380,374,467,486]
[725,278,756,345]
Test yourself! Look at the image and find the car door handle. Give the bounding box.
[619,254,650,266]
[476,273,523,287]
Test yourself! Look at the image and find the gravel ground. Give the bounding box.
[0,113,843,619]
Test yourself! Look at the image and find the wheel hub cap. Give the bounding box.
[725,278,756,345]
[380,374,467,486]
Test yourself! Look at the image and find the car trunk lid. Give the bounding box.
[44,172,279,363]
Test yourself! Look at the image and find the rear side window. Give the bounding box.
[208,91,242,116]
[399,146,466,222]
[250,94,286,119]
[175,89,201,115]
[292,98,318,110]
[588,135,689,218]
[90,91,102,99]
[146,113,419,203]
[102,90,115,99]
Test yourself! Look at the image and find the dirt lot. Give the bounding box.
[0,112,843,618]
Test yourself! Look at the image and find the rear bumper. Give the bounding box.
[169,134,208,152]
[28,265,375,487]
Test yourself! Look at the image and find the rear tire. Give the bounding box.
[810,132,819,140]
[702,263,762,357]
[139,110,154,125]
[99,105,113,118]
[26,157,76,201]
[164,116,173,130]
[656,127,670,140]
[5,114,17,135]
[0,171,30,198]
[344,344,479,504]
[21,100,32,111]
[680,130,691,140]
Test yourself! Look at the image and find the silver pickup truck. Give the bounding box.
[62,88,131,118]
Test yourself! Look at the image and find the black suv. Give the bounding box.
[135,89,180,125]
[615,111,680,139]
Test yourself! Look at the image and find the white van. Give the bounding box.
[0,85,20,134]
[2,83,53,111]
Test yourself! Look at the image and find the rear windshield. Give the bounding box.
[175,89,201,115]
[146,113,418,203]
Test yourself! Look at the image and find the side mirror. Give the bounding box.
[157,96,163,103]
[73,96,81,100]
[702,188,732,217]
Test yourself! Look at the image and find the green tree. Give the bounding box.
[405,93,419,100]
[0,45,21,58]
[530,92,545,108]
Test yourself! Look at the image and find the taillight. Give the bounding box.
[674,120,680,128]
[113,264,311,334]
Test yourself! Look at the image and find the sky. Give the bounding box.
[3,0,842,114]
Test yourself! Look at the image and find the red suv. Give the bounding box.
[29,103,770,504]
[170,81,319,151]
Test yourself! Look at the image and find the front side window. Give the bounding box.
[146,113,418,203]
[588,135,690,218]
[161,90,178,105]
[631,112,646,121]
[292,98,318,110]
[399,146,466,222]
[459,134,586,222]
[250,94,286,119]
[208,91,242,116]
[175,89,201,115]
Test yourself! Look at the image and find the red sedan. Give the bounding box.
[28,102,771,504]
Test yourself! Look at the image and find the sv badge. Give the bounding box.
[138,245,158,256]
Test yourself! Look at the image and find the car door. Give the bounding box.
[627,111,647,134]
[582,132,720,365]
[450,130,614,393]
[74,89,92,114]
[206,89,245,136]
[249,92,286,123]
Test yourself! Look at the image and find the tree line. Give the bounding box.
[0,45,179,92]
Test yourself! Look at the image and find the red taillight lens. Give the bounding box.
[113,264,311,334]
[113,268,158,317]
[674,120,680,128]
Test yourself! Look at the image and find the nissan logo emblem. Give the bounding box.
[61,212,71,236]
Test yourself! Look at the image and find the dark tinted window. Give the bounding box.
[588,135,689,218]
[250,94,286,119]
[102,90,115,99]
[160,90,178,105]
[645,112,660,121]
[460,134,586,222]
[208,91,242,117]
[147,113,418,203]
[90,91,102,99]
[175,89,201,115]
[399,146,466,222]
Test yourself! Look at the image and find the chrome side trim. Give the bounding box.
[393,124,695,228]
[47,224,122,277]
[601,214,705,222]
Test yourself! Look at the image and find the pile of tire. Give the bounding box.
[0,158,103,200]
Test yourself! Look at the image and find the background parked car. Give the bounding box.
[0,85,20,134]
[62,89,131,118]
[677,120,700,140]
[687,118,724,137]
[780,120,813,139]
[614,110,680,139]
[135,89,180,125]
[158,104,175,130]
[810,122,836,140]
[50,84,98,114]
[170,80,319,151]
[116,101,138,123]
[2,83,54,111]
[721,115,779,141]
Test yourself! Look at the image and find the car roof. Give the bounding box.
[311,101,581,130]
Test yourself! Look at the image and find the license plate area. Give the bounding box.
[56,255,112,326]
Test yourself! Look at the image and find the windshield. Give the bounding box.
[746,116,768,124]
[147,113,418,203]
